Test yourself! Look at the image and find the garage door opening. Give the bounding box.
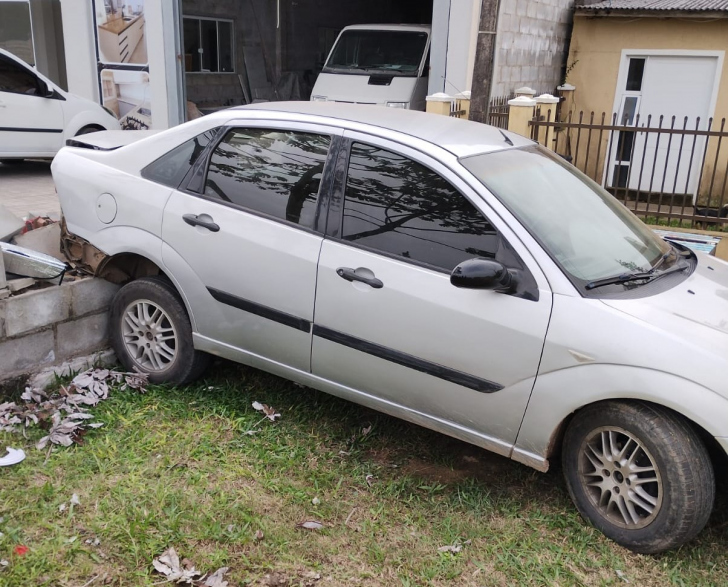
[181,0,433,117]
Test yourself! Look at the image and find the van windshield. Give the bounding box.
[461,146,673,286]
[323,30,428,77]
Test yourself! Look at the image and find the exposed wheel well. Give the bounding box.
[97,252,167,285]
[75,124,105,136]
[547,399,727,476]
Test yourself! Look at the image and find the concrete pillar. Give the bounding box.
[507,95,537,139]
[426,92,454,117]
[557,83,576,120]
[535,93,560,149]
[454,91,471,120]
[515,86,536,98]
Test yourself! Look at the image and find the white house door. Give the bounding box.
[609,55,719,197]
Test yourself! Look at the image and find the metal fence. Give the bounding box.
[530,109,728,230]
[487,95,511,129]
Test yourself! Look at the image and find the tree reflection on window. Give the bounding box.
[342,143,498,271]
[205,129,330,227]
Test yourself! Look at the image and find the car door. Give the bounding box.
[311,134,553,453]
[0,53,63,156]
[161,122,341,372]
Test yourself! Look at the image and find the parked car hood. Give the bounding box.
[600,254,728,392]
[313,72,418,104]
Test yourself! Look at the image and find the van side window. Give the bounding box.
[0,55,38,95]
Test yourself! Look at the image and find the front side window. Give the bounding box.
[142,128,220,188]
[0,55,38,95]
[342,143,498,271]
[324,30,428,76]
[204,128,331,227]
[461,146,672,286]
[183,17,234,73]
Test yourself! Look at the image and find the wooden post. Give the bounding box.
[469,0,501,123]
[426,92,454,116]
[507,96,537,139]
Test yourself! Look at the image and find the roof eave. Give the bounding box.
[575,8,728,17]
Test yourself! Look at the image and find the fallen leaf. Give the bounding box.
[59,503,67,512]
[296,521,324,530]
[437,544,463,554]
[152,547,202,584]
[254,529,264,541]
[616,570,629,583]
[202,567,229,587]
[262,572,288,586]
[70,493,81,506]
[365,474,375,487]
[252,402,281,422]
[226,524,235,533]
[311,497,321,505]
[0,560,8,567]
[361,425,372,437]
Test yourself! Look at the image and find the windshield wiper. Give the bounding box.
[585,262,688,290]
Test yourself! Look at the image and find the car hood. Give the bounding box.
[312,73,418,104]
[600,254,728,391]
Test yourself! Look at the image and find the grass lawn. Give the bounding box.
[1,361,727,586]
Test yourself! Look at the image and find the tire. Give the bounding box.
[109,276,210,385]
[562,401,714,554]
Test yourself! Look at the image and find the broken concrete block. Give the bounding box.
[7,277,35,293]
[0,204,24,243]
[12,222,64,261]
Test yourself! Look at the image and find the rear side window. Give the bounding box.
[342,142,498,271]
[204,128,331,227]
[0,55,38,95]
[142,128,219,188]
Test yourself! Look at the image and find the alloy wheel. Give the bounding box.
[121,299,177,372]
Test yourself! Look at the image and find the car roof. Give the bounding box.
[340,24,432,32]
[227,102,532,158]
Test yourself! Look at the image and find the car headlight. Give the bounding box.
[311,95,327,102]
[386,102,409,109]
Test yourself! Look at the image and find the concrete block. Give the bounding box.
[70,278,119,318]
[56,312,110,358]
[27,349,117,390]
[0,203,24,242]
[12,223,64,261]
[0,330,55,375]
[4,286,70,337]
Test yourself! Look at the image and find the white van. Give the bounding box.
[311,24,431,111]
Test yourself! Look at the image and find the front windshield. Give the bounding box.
[461,146,671,284]
[324,30,428,76]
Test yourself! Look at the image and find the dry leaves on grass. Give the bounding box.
[152,547,231,586]
[437,539,471,554]
[252,401,281,422]
[0,368,147,449]
[296,521,324,530]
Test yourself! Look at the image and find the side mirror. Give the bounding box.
[450,259,516,292]
[36,80,54,98]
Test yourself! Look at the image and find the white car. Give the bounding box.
[0,49,119,162]
[52,103,728,554]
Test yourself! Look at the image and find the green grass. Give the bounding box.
[643,215,728,233]
[1,361,727,586]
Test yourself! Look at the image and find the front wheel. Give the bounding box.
[562,401,714,553]
[109,276,209,385]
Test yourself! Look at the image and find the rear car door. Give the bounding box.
[311,134,553,453]
[161,122,341,372]
[0,53,63,156]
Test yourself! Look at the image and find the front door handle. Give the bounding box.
[336,267,383,289]
[183,213,219,232]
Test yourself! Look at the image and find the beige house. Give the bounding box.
[561,0,728,207]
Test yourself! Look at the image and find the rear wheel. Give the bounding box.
[562,401,714,553]
[110,276,209,385]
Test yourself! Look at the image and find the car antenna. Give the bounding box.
[499,129,514,146]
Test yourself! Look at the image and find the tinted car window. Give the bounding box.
[204,128,331,227]
[0,55,38,95]
[342,142,498,271]
[142,128,219,188]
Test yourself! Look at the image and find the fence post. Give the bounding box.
[507,95,537,138]
[515,86,537,98]
[426,92,453,117]
[454,91,472,119]
[557,83,576,117]
[535,94,560,149]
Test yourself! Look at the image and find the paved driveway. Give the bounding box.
[0,160,61,219]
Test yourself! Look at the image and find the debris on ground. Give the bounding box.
[13,221,64,261]
[152,547,232,586]
[437,539,471,554]
[0,447,26,467]
[0,368,148,450]
[252,401,281,422]
[0,204,24,243]
[296,521,324,531]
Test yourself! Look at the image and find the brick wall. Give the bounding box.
[491,0,574,98]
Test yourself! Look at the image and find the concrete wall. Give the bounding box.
[0,278,118,383]
[565,15,728,196]
[491,0,574,98]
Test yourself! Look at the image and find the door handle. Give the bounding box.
[182,213,219,232]
[336,267,383,289]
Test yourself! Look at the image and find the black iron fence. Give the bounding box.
[487,95,511,129]
[530,110,728,231]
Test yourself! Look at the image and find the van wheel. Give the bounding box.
[110,276,209,385]
[562,401,714,554]
[75,125,103,136]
